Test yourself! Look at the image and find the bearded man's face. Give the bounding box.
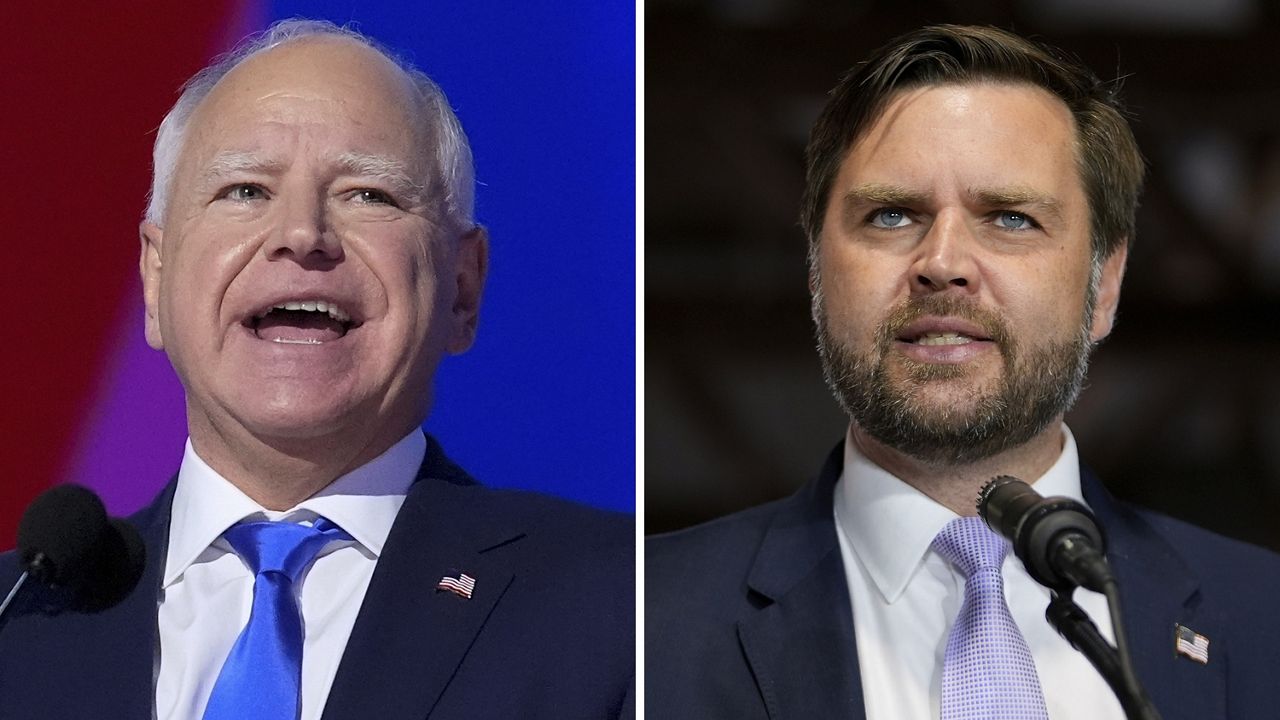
[811,83,1126,464]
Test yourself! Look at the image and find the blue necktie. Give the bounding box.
[202,518,351,720]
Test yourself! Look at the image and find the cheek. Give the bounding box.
[158,257,209,337]
[818,246,902,339]
[411,259,456,343]
[161,228,263,345]
[369,234,450,330]
[1046,252,1095,314]
[989,256,1092,333]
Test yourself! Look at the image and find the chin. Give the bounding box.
[906,399,989,430]
[897,367,998,397]
[232,384,368,441]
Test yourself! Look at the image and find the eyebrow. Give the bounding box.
[197,150,426,201]
[335,152,425,200]
[842,183,931,207]
[970,186,1064,223]
[836,183,930,229]
[839,183,1065,223]
[200,151,286,183]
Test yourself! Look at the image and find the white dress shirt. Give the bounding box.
[154,430,424,720]
[833,424,1125,719]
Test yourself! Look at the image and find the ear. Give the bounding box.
[1089,245,1128,342]
[139,222,165,350]
[445,225,489,355]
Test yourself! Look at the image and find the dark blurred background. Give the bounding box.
[645,0,1280,551]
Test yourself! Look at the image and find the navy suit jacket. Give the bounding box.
[0,436,634,719]
[647,443,1280,719]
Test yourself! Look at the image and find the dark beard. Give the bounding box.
[814,293,1094,466]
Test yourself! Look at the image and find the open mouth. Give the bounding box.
[245,300,361,345]
[908,331,986,347]
[895,318,995,348]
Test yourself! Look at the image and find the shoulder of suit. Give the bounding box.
[646,495,793,596]
[456,483,633,557]
[1105,494,1280,630]
[1129,504,1280,580]
[649,496,785,551]
[0,549,21,584]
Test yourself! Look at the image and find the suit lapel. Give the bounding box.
[111,483,173,715]
[321,438,524,720]
[736,447,866,720]
[1082,470,1226,718]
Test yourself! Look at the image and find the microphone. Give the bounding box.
[977,476,1113,592]
[4,484,145,615]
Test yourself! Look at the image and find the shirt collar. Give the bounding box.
[832,423,1084,604]
[163,430,425,588]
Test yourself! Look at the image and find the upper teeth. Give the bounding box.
[917,332,972,346]
[269,300,351,323]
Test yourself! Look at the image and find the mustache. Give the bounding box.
[874,295,1014,352]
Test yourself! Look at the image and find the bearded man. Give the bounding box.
[646,24,1280,720]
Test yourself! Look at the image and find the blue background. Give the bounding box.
[267,2,636,510]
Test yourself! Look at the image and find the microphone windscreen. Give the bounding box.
[16,484,110,587]
[88,518,147,609]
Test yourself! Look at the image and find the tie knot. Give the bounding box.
[932,516,1009,578]
[222,518,351,582]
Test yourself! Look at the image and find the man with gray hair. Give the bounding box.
[0,20,632,720]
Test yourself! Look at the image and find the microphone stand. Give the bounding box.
[0,555,40,625]
[0,571,28,619]
[1045,590,1161,720]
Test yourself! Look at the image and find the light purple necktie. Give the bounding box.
[933,516,1049,720]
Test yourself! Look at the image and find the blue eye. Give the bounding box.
[354,189,395,205]
[222,184,267,202]
[994,211,1035,230]
[870,208,913,228]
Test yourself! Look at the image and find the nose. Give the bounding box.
[263,191,343,266]
[908,212,978,295]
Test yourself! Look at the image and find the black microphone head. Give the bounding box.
[978,474,1107,589]
[1021,499,1106,588]
[977,475,1039,539]
[16,484,109,587]
[15,484,147,611]
[80,518,147,611]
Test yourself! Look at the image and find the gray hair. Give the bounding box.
[145,18,474,228]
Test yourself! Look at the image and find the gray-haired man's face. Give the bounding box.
[139,37,486,473]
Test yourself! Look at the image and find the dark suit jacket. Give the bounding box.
[647,443,1280,719]
[0,436,634,719]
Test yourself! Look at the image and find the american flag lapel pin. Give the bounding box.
[1174,624,1210,664]
[436,571,476,599]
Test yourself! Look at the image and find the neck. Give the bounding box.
[849,420,1066,516]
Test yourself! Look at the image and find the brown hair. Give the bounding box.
[800,24,1144,260]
